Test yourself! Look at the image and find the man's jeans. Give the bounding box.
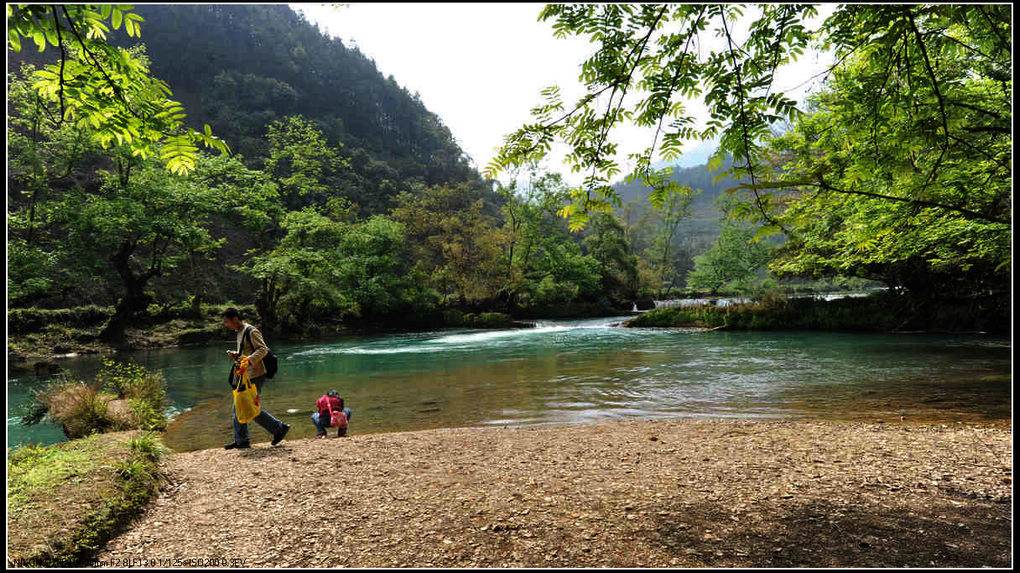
[311,409,352,435]
[233,375,284,445]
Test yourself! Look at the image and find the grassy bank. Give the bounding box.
[625,292,1009,333]
[6,431,169,567]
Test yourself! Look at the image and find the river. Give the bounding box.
[7,316,1011,452]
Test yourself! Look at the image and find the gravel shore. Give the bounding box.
[97,418,1011,567]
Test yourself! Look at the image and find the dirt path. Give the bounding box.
[97,419,1011,567]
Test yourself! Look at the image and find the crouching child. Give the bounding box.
[312,390,352,438]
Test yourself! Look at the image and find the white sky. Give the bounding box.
[291,3,836,185]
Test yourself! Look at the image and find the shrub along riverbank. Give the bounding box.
[9,360,174,567]
[7,304,252,368]
[20,359,172,440]
[625,291,1009,334]
[6,431,169,567]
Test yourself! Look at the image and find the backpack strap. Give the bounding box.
[238,325,253,356]
[320,395,336,423]
[230,325,252,386]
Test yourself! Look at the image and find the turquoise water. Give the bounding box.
[7,316,1011,452]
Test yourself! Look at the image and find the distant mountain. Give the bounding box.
[116,5,481,186]
[8,5,489,214]
[614,155,744,254]
[648,140,719,171]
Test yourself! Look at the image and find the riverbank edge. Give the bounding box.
[6,305,559,371]
[622,294,1010,334]
[6,431,169,567]
[94,417,1012,567]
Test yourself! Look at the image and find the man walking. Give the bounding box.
[222,308,289,449]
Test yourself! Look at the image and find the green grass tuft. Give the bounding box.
[7,431,170,567]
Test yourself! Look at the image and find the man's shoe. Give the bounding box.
[271,423,291,446]
[224,442,251,450]
[316,433,327,439]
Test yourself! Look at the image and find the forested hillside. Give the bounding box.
[613,159,738,256]
[114,5,482,195]
[8,3,518,342]
[9,4,674,352]
[8,5,487,212]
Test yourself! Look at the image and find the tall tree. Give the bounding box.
[686,223,772,294]
[48,152,277,341]
[264,115,350,210]
[390,184,506,307]
[583,212,638,304]
[239,207,435,332]
[497,171,573,307]
[644,186,698,298]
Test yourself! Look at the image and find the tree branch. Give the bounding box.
[50,5,66,125]
[646,7,706,171]
[934,29,1004,65]
[585,4,669,205]
[871,36,902,163]
[962,125,1010,135]
[762,5,796,100]
[750,178,1010,225]
[944,99,1004,120]
[974,5,1011,57]
[720,9,789,234]
[61,6,127,107]
[905,7,950,196]
[947,133,1011,174]
[58,6,186,140]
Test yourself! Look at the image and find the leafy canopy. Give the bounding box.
[757,5,1011,293]
[486,4,1011,236]
[51,151,278,283]
[7,4,229,174]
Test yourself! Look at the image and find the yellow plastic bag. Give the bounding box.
[233,359,261,424]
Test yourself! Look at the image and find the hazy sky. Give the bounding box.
[292,3,836,183]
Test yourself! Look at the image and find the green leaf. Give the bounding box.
[32,29,46,52]
[9,28,22,52]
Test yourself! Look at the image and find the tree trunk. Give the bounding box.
[99,241,154,343]
[190,290,204,319]
[254,278,278,335]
